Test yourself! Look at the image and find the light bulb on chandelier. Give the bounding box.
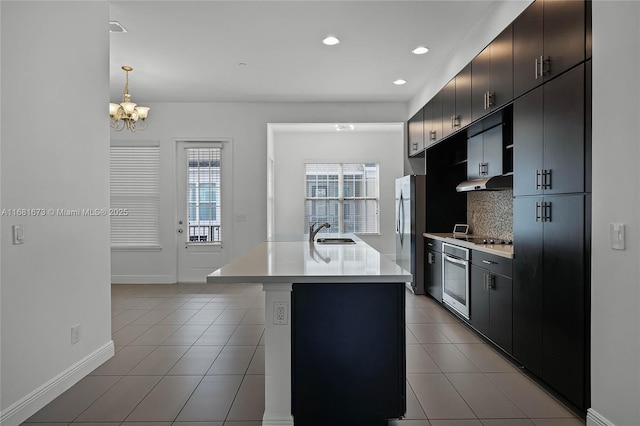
[109,66,150,132]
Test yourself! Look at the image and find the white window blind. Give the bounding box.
[110,143,160,247]
[304,163,379,234]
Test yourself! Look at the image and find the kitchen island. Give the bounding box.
[207,236,412,426]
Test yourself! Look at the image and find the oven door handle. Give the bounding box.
[444,254,468,266]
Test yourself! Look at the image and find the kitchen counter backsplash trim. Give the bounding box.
[424,232,514,259]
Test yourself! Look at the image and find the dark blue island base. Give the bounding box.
[292,282,407,426]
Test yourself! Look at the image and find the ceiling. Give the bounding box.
[109,1,528,104]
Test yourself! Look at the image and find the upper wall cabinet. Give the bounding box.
[513,0,586,97]
[467,125,503,180]
[408,107,425,156]
[442,63,472,139]
[471,25,514,122]
[424,92,443,149]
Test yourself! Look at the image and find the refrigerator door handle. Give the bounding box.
[398,193,405,246]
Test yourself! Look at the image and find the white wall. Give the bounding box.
[111,102,406,283]
[0,2,113,425]
[272,126,404,256]
[589,2,640,425]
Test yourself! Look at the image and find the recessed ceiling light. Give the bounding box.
[322,36,340,46]
[109,21,127,33]
[393,79,407,85]
[412,46,429,55]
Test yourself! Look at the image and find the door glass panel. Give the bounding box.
[186,148,222,243]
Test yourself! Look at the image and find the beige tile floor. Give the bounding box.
[22,283,585,426]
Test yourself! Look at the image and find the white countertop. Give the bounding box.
[424,232,514,259]
[207,235,412,284]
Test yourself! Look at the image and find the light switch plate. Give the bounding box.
[12,225,24,245]
[610,223,625,250]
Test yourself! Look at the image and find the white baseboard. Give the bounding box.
[111,274,175,284]
[587,408,616,426]
[0,341,115,426]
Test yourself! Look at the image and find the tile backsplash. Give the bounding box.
[467,189,513,239]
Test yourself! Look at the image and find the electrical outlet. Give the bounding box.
[274,302,288,325]
[71,324,81,344]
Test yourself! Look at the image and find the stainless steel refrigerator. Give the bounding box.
[395,175,426,294]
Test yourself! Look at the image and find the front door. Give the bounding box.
[176,140,232,283]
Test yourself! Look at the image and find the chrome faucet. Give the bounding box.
[309,222,331,242]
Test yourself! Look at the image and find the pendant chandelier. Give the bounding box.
[109,66,150,132]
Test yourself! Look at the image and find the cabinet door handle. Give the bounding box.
[430,130,436,141]
[483,92,487,110]
[482,260,496,265]
[412,142,418,150]
[478,162,482,176]
[542,169,552,190]
[487,92,494,108]
[487,275,495,290]
[541,55,549,76]
[427,242,433,247]
[483,273,488,291]
[535,57,539,79]
[543,202,552,222]
[428,252,434,264]
[535,170,542,190]
[481,162,489,175]
[535,202,542,222]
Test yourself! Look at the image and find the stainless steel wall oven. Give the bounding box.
[442,242,470,319]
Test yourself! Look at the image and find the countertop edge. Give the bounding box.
[206,237,413,284]
[424,232,514,259]
[206,275,412,284]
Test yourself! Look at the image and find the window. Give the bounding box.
[304,163,379,234]
[187,147,222,243]
[110,142,160,247]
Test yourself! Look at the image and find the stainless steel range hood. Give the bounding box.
[455,175,513,192]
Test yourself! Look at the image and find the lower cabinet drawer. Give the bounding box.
[471,250,512,278]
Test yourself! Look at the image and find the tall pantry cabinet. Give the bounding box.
[511,0,590,411]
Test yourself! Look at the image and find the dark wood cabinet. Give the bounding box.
[467,125,503,180]
[441,64,472,139]
[513,194,586,410]
[513,0,585,97]
[513,64,584,196]
[541,194,586,410]
[543,63,585,194]
[441,78,456,139]
[543,0,586,82]
[424,93,443,149]
[425,238,443,301]
[408,107,425,156]
[513,196,543,376]
[470,252,513,353]
[472,25,513,121]
[456,63,472,130]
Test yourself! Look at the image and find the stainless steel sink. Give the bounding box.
[315,237,356,245]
